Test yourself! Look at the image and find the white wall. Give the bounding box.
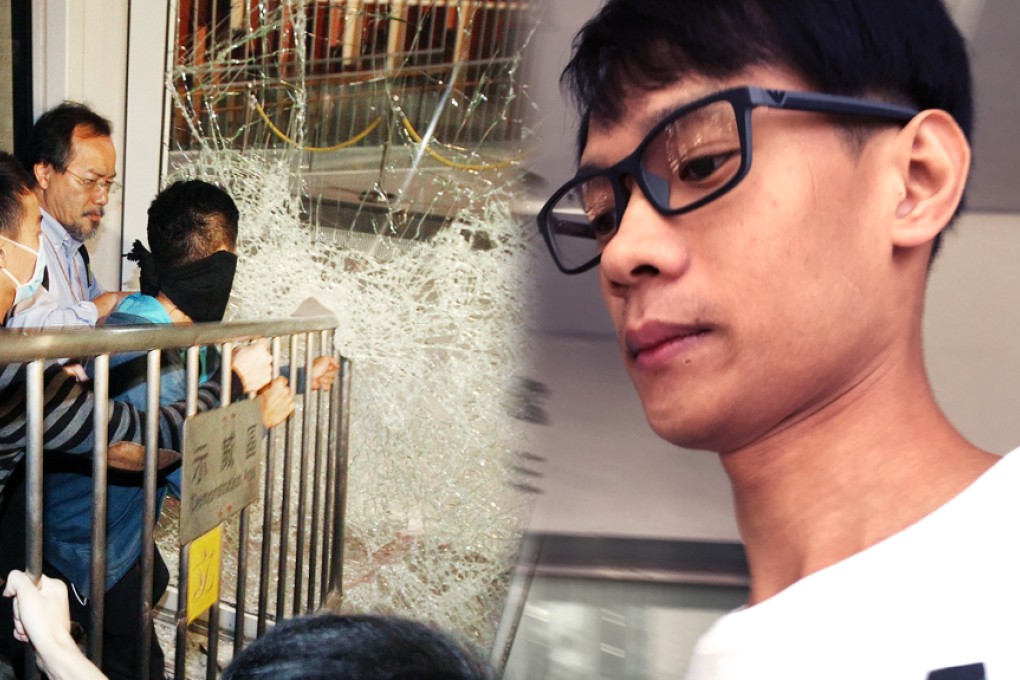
[119,2,174,287]
[31,0,169,290]
[924,211,1020,455]
[32,0,128,289]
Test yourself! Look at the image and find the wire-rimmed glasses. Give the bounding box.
[64,168,121,196]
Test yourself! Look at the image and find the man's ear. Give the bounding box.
[34,163,52,191]
[890,109,970,248]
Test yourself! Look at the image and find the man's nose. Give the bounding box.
[93,187,110,206]
[599,183,691,287]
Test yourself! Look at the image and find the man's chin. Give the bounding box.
[644,405,738,453]
[68,220,101,241]
[646,410,711,450]
[650,411,773,455]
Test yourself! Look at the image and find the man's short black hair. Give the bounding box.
[0,151,35,239]
[564,0,973,258]
[566,0,971,136]
[146,180,239,270]
[22,101,112,179]
[221,613,493,680]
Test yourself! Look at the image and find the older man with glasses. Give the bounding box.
[7,102,127,329]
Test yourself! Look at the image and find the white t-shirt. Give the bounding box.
[687,449,1020,680]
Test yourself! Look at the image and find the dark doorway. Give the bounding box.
[10,0,33,159]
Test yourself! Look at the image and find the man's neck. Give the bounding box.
[37,205,76,245]
[721,348,998,605]
[155,293,192,324]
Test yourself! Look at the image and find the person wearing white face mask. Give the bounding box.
[0,182,46,318]
[0,235,47,310]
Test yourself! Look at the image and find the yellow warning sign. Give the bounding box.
[187,524,222,624]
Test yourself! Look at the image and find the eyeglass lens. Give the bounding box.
[86,179,118,194]
[545,99,742,271]
[69,171,119,195]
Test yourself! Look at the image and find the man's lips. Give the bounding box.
[624,321,713,366]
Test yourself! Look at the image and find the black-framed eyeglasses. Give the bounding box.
[64,168,121,196]
[537,86,919,274]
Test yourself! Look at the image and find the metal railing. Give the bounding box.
[0,316,351,679]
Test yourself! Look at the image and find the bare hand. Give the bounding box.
[258,377,295,428]
[232,339,272,393]
[4,570,71,646]
[61,364,89,382]
[310,356,340,392]
[2,571,104,680]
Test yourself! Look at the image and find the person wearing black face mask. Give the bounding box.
[128,240,238,323]
[124,179,241,326]
[39,180,301,680]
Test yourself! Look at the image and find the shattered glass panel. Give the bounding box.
[162,0,540,656]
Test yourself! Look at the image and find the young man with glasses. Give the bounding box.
[7,102,127,329]
[538,1,1016,678]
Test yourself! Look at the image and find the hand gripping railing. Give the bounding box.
[0,316,351,679]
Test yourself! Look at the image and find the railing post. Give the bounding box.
[294,332,315,615]
[257,336,282,636]
[89,354,111,666]
[275,334,299,621]
[24,360,45,680]
[232,338,254,656]
[175,345,201,680]
[328,357,352,596]
[204,342,232,680]
[311,329,330,607]
[138,349,162,680]
[321,339,337,603]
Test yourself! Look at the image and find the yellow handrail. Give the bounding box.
[251,95,523,170]
[252,97,382,152]
[399,115,521,172]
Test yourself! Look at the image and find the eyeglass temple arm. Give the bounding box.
[748,88,919,121]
